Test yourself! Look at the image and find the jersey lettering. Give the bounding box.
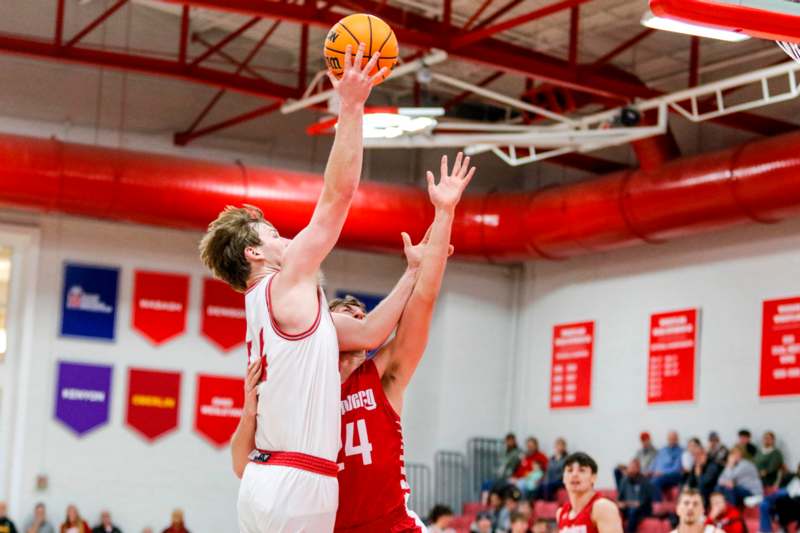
[341,388,377,415]
[561,526,588,533]
[343,419,373,466]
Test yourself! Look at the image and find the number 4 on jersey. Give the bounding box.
[344,419,373,466]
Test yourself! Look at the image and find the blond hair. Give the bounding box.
[329,294,366,313]
[199,205,268,292]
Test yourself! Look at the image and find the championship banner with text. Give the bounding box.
[201,278,246,352]
[132,270,190,345]
[760,297,800,398]
[550,321,594,409]
[126,368,181,442]
[648,309,699,404]
[60,263,119,340]
[54,361,112,436]
[195,374,244,448]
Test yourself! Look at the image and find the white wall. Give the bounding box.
[511,217,800,487]
[1,212,515,531]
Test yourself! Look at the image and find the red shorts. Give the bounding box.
[334,503,426,533]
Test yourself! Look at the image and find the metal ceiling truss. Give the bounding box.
[0,0,795,157]
[361,60,800,167]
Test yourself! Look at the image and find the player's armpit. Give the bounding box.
[593,498,624,533]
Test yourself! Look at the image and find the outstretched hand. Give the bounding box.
[401,226,455,270]
[426,152,476,211]
[327,43,387,109]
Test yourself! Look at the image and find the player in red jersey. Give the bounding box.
[557,452,623,533]
[330,152,475,533]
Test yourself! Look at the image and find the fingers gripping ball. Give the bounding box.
[324,14,399,85]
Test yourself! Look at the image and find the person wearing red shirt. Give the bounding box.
[58,506,90,533]
[160,510,190,533]
[557,452,623,533]
[514,438,549,478]
[706,492,745,533]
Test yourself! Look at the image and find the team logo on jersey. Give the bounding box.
[341,388,377,415]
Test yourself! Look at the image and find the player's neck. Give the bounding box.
[339,352,367,382]
[568,488,596,514]
[247,263,280,288]
[676,522,706,533]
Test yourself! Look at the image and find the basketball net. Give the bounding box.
[778,0,800,63]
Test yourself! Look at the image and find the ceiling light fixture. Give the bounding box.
[641,10,750,42]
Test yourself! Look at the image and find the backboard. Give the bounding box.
[650,0,800,43]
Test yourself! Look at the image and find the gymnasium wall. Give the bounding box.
[511,216,800,487]
[3,212,515,531]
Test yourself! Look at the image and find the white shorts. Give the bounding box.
[238,462,339,533]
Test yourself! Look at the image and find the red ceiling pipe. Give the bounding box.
[1,132,800,262]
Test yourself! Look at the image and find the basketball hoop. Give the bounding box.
[777,40,800,62]
[779,0,800,63]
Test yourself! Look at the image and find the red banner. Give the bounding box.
[550,321,594,409]
[760,297,800,398]
[648,309,698,404]
[195,374,244,448]
[132,270,190,345]
[126,368,181,442]
[201,278,246,352]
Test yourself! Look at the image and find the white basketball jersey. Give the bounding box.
[245,273,340,461]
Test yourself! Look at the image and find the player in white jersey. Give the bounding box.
[200,44,418,533]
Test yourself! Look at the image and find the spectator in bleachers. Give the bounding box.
[651,431,684,500]
[509,511,531,533]
[754,431,783,488]
[736,430,757,461]
[615,432,657,491]
[427,504,455,533]
[511,439,546,499]
[90,511,121,533]
[488,492,504,530]
[141,530,152,533]
[538,438,568,501]
[705,491,745,533]
[684,445,723,503]
[498,488,522,532]
[471,511,499,533]
[708,432,729,466]
[715,446,763,506]
[758,462,800,533]
[682,438,702,474]
[23,503,54,533]
[160,510,189,533]
[532,518,551,533]
[59,505,90,533]
[516,500,532,521]
[671,488,723,533]
[618,459,656,533]
[0,501,18,533]
[499,434,524,483]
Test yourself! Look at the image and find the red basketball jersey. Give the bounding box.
[558,493,603,533]
[334,359,424,533]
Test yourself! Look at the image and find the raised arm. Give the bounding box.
[375,153,475,395]
[231,358,261,479]
[271,44,387,331]
[331,247,420,352]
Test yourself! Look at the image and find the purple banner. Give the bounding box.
[55,361,112,436]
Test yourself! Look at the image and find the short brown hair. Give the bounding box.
[329,294,367,313]
[678,487,702,502]
[199,205,268,292]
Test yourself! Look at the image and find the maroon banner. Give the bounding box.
[648,309,698,404]
[126,368,181,442]
[201,278,246,352]
[132,270,190,345]
[550,321,594,409]
[760,297,800,398]
[195,374,244,448]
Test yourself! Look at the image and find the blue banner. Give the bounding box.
[334,290,384,312]
[60,263,119,341]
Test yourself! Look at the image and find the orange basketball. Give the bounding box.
[323,13,399,86]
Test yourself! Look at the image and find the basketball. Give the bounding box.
[323,13,399,85]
